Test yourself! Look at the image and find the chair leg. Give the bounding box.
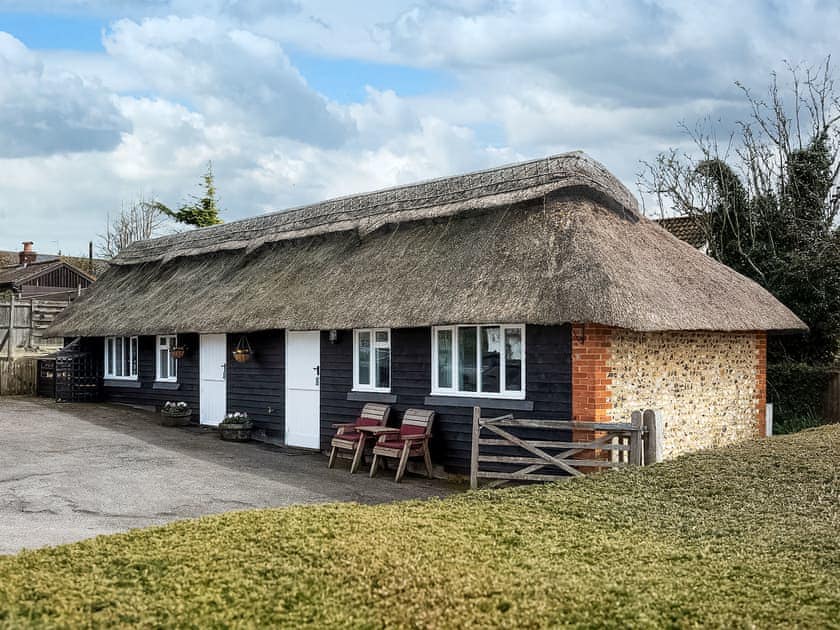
[350,439,365,474]
[395,445,411,483]
[328,446,337,469]
[369,453,379,478]
[423,447,433,479]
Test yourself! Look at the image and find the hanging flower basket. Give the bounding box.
[170,344,187,360]
[160,401,192,427]
[232,336,253,363]
[219,412,252,441]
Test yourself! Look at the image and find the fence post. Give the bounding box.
[6,292,14,359]
[470,406,481,490]
[642,409,663,465]
[629,411,643,466]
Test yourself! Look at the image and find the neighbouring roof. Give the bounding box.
[47,152,806,337]
[0,259,96,289]
[655,216,708,249]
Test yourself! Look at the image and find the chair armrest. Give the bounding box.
[331,422,357,429]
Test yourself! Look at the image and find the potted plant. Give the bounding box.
[232,336,252,363]
[219,411,252,441]
[160,401,192,426]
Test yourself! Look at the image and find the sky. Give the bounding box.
[0,0,838,256]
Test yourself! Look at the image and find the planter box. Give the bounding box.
[160,408,192,427]
[219,422,252,441]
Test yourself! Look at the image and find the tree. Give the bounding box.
[98,197,167,258]
[154,162,223,228]
[638,58,840,364]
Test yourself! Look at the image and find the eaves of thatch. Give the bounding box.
[47,152,806,337]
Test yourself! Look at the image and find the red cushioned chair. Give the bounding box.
[369,408,435,482]
[328,403,391,473]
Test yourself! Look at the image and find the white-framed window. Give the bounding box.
[432,324,525,399]
[156,334,178,382]
[104,336,138,380]
[353,329,391,392]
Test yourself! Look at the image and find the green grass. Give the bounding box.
[1,427,839,629]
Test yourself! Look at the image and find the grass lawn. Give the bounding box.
[1,426,838,628]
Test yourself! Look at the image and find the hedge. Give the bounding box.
[767,362,835,433]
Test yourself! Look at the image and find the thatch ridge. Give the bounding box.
[113,152,639,266]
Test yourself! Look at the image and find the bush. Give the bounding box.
[767,362,834,434]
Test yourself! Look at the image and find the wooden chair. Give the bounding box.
[328,403,391,473]
[369,408,435,482]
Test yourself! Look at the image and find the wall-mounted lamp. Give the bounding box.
[328,329,339,344]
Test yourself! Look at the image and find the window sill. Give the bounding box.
[424,395,533,411]
[104,379,142,389]
[153,382,181,390]
[347,391,397,404]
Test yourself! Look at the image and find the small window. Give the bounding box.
[156,335,178,382]
[353,329,390,391]
[432,324,525,399]
[104,336,138,380]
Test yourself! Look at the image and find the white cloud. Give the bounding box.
[0,32,129,158]
[2,1,840,253]
[102,16,350,146]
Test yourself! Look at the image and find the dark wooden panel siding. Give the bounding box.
[24,266,93,289]
[226,331,285,441]
[319,325,572,475]
[81,334,200,415]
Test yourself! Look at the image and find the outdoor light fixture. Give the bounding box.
[329,329,339,344]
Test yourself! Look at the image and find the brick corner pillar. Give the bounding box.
[756,331,768,436]
[571,323,614,422]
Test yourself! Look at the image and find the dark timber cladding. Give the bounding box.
[89,334,200,411]
[320,325,571,474]
[226,331,285,442]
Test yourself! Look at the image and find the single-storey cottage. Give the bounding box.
[47,153,805,473]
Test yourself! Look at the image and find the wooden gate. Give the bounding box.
[470,407,662,489]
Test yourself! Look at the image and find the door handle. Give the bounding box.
[313,366,320,376]
[221,362,226,380]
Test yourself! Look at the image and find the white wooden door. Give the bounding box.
[200,333,227,426]
[285,331,321,449]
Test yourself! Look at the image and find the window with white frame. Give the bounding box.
[104,336,138,379]
[353,329,391,391]
[156,335,178,382]
[432,325,525,398]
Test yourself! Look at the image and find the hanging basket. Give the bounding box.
[170,345,187,360]
[232,336,253,363]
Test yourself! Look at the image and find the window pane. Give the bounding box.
[375,347,390,388]
[357,331,371,385]
[159,349,169,379]
[505,328,523,391]
[107,338,114,375]
[480,326,501,393]
[437,329,452,389]
[375,330,388,345]
[458,326,477,392]
[130,337,138,376]
[115,338,123,376]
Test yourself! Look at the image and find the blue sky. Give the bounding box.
[0,1,838,255]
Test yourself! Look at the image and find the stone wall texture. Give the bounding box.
[607,330,765,459]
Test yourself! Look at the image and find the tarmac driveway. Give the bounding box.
[0,397,456,554]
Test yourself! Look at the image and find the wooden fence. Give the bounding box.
[825,371,840,423]
[470,407,663,489]
[0,297,68,357]
[0,357,37,395]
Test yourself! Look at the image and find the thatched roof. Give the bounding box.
[48,152,805,337]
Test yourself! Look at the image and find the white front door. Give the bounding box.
[200,333,227,426]
[285,331,321,449]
